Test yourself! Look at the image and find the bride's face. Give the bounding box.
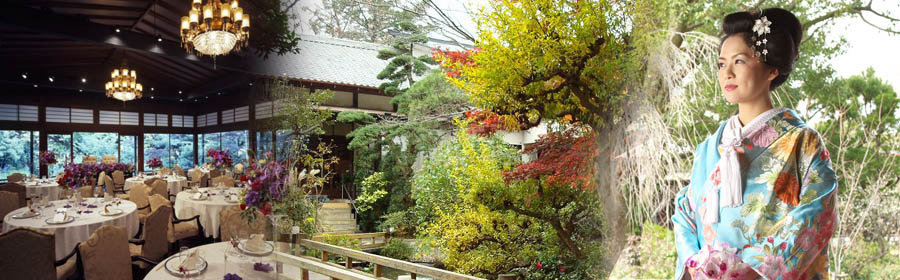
[717,35,778,104]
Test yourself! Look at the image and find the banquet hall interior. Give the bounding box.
[0,0,402,279]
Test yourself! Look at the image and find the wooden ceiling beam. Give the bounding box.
[0,3,249,73]
[28,1,147,12]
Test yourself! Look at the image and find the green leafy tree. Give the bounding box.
[263,78,334,158]
[377,18,435,95]
[304,0,407,43]
[338,71,469,232]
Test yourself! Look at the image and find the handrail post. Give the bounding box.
[302,268,310,280]
[346,257,353,269]
[321,251,329,262]
[411,273,417,279]
[374,264,383,278]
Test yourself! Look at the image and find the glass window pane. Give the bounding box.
[120,135,136,166]
[32,131,39,176]
[73,132,118,163]
[221,130,248,166]
[257,131,273,160]
[0,130,36,179]
[202,133,220,156]
[171,134,194,169]
[276,129,293,162]
[143,134,170,170]
[48,134,71,176]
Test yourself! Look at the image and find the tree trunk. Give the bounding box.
[591,89,643,271]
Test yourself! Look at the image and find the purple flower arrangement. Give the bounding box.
[146,157,163,169]
[205,149,234,171]
[39,151,57,165]
[241,160,288,217]
[58,162,135,189]
[223,273,242,280]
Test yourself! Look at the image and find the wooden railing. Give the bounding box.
[275,239,485,280]
[312,232,387,251]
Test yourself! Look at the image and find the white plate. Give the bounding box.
[12,210,40,219]
[237,239,274,256]
[100,209,124,216]
[190,196,208,201]
[164,254,207,277]
[45,216,75,225]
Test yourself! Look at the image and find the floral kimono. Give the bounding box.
[673,109,837,280]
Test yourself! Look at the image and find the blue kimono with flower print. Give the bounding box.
[673,110,837,280]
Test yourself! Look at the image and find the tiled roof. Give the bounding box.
[250,35,390,89]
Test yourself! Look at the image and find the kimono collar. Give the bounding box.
[703,107,789,225]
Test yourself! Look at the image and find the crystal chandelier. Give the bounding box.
[181,0,249,56]
[104,61,143,102]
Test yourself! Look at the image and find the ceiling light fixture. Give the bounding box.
[181,0,249,57]
[48,76,54,82]
[105,54,143,102]
[21,73,27,79]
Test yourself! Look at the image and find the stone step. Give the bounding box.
[318,213,355,221]
[317,208,353,215]
[321,224,357,233]
[319,219,356,226]
[321,202,352,209]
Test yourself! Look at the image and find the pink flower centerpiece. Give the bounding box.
[39,151,57,166]
[205,149,233,172]
[146,157,163,170]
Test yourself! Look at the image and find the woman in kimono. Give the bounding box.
[673,8,837,280]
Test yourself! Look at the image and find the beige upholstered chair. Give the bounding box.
[0,191,18,226]
[188,169,202,188]
[142,177,158,187]
[148,194,203,247]
[126,183,152,220]
[96,171,106,187]
[0,183,26,208]
[200,173,209,188]
[78,225,132,279]
[6,173,25,183]
[77,185,94,198]
[211,175,234,188]
[0,227,77,280]
[173,166,186,177]
[129,204,172,270]
[112,170,126,191]
[149,180,167,198]
[219,206,268,242]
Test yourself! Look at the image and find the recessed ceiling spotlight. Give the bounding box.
[179,99,183,102]
[33,84,37,88]
[78,89,83,93]
[157,35,163,42]
[217,92,221,95]
[151,96,155,99]
[115,28,121,33]
[150,87,155,91]
[178,90,182,94]
[248,82,253,86]
[48,76,54,82]
[21,73,27,79]
[81,78,86,83]
[205,96,208,99]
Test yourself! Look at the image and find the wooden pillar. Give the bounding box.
[302,269,309,280]
[321,251,328,262]
[345,257,353,269]
[410,273,417,280]
[38,105,47,177]
[193,132,198,166]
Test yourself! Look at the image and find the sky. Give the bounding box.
[295,0,900,90]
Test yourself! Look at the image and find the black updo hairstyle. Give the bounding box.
[720,8,802,90]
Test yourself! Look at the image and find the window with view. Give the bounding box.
[0,130,39,179]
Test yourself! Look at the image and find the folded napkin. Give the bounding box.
[180,250,202,270]
[53,209,68,223]
[191,186,199,193]
[104,205,111,214]
[247,234,266,252]
[191,192,206,200]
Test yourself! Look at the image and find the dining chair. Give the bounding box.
[0,183,26,208]
[148,194,203,251]
[0,191,18,227]
[219,206,268,242]
[0,227,77,280]
[112,170,126,192]
[149,180,167,199]
[6,173,25,183]
[129,204,171,271]
[77,225,132,279]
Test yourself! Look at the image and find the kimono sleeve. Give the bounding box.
[673,141,711,280]
[740,129,837,280]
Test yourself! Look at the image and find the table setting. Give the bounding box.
[22,176,61,200]
[2,196,139,260]
[174,187,243,238]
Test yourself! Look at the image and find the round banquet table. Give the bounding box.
[124,175,188,195]
[23,179,61,200]
[173,188,242,238]
[2,198,140,261]
[143,241,304,280]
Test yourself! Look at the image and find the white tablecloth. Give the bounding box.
[2,198,140,260]
[124,175,188,195]
[173,188,241,238]
[144,242,303,280]
[23,179,60,200]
